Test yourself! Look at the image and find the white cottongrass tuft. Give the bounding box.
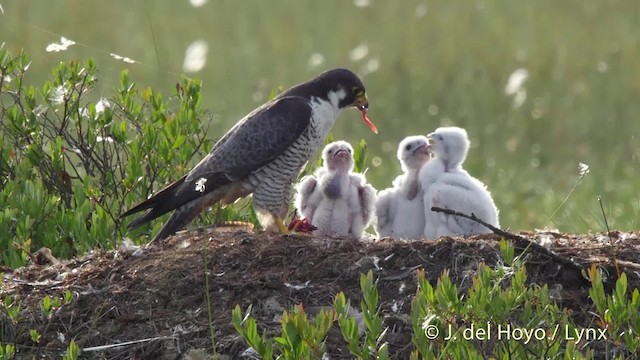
[505,68,529,95]
[353,0,370,8]
[110,53,136,64]
[308,53,325,68]
[349,44,369,62]
[183,40,208,73]
[362,58,380,75]
[189,0,208,7]
[578,162,590,177]
[95,98,112,114]
[46,37,76,53]
[49,85,67,104]
[415,3,428,17]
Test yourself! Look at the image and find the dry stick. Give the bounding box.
[430,207,589,282]
[598,196,620,277]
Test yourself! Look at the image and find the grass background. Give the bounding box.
[2,0,639,233]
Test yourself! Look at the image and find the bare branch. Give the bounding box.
[430,206,590,286]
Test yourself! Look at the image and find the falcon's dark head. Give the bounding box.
[316,68,368,110]
[287,68,378,134]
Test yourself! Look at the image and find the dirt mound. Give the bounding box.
[2,230,640,359]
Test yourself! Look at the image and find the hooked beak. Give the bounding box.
[353,94,378,134]
[353,94,369,111]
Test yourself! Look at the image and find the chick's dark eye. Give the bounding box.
[405,144,412,150]
[347,148,352,153]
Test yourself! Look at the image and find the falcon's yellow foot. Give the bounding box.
[275,217,290,235]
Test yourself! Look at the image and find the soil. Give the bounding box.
[2,229,640,359]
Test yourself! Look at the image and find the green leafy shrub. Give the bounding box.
[587,266,640,354]
[0,47,216,267]
[232,241,640,359]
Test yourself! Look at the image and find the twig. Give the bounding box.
[81,335,176,352]
[598,196,620,277]
[430,206,589,285]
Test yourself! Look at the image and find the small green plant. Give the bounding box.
[62,340,80,360]
[0,343,16,359]
[232,304,275,360]
[274,305,334,359]
[586,265,640,353]
[411,239,586,359]
[334,271,389,360]
[232,303,334,360]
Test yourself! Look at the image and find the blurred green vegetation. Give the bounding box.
[2,0,639,233]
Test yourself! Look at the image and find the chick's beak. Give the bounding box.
[353,94,378,134]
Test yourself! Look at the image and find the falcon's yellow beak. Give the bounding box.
[353,94,369,111]
[353,94,378,134]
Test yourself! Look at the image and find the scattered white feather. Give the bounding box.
[49,85,67,105]
[295,141,377,239]
[183,40,208,73]
[376,136,432,239]
[46,37,76,53]
[349,44,369,62]
[241,347,259,358]
[110,53,136,64]
[195,177,207,193]
[95,98,111,114]
[96,136,114,143]
[284,280,311,290]
[119,238,142,256]
[535,234,553,249]
[419,127,500,239]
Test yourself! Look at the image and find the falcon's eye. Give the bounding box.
[405,144,412,151]
[352,87,365,97]
[347,148,352,153]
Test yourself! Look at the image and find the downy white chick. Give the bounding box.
[375,136,432,239]
[418,127,499,239]
[295,141,376,238]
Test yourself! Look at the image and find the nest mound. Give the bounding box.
[3,230,639,359]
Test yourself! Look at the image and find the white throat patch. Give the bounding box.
[327,88,347,108]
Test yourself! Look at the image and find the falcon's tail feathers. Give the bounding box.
[121,172,233,234]
[120,175,188,222]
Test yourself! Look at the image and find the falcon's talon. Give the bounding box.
[275,217,290,235]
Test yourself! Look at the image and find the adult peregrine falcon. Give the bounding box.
[121,68,378,242]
